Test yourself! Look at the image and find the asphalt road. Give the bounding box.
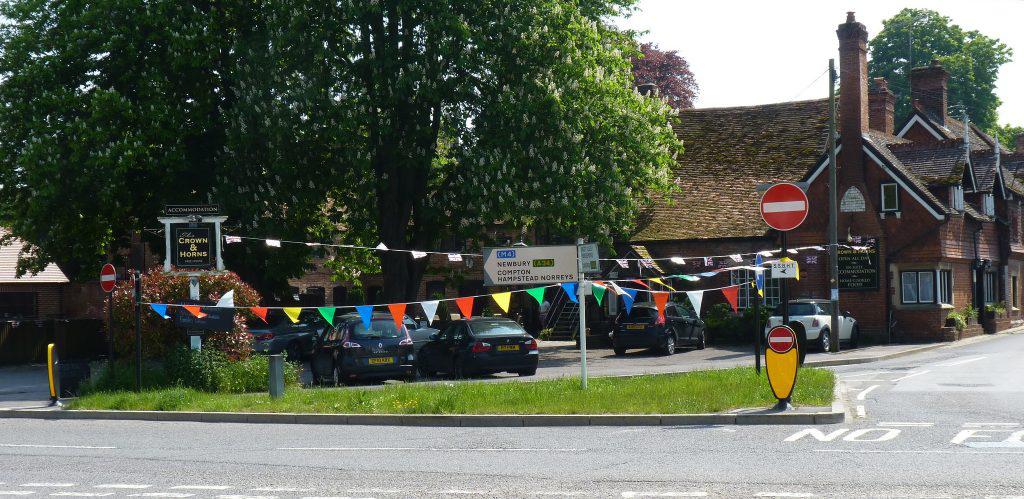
[2,333,1023,497]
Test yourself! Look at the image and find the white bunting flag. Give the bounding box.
[305,242,320,247]
[787,248,798,254]
[420,300,440,325]
[729,254,742,263]
[685,290,704,317]
[215,290,235,308]
[615,259,629,268]
[759,250,774,257]
[411,251,428,259]
[265,239,281,248]
[375,242,388,250]
[448,253,463,262]
[224,236,241,244]
[813,246,825,251]
[640,259,655,269]
[703,257,713,266]
[670,257,686,265]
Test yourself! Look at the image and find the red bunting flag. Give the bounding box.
[388,303,407,332]
[722,286,740,312]
[250,307,269,323]
[455,296,474,319]
[183,305,207,319]
[631,279,651,289]
[653,291,670,323]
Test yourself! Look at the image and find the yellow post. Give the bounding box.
[47,343,59,401]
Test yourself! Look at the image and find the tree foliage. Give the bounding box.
[631,42,698,110]
[991,123,1023,151]
[868,8,1013,130]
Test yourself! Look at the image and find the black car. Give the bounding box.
[611,302,706,356]
[310,313,416,385]
[417,318,539,378]
[248,312,324,361]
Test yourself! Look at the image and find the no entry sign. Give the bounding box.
[767,326,797,354]
[760,183,809,231]
[100,263,117,293]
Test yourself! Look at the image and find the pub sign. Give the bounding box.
[838,237,878,290]
[172,224,216,270]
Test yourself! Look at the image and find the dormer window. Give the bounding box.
[951,185,965,212]
[983,193,995,216]
[881,183,899,212]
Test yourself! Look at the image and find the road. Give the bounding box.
[1,333,1022,498]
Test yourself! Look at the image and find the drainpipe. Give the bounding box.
[973,225,983,310]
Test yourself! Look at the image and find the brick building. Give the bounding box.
[629,13,1024,343]
[0,228,70,319]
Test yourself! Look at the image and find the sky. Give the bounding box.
[616,0,1024,127]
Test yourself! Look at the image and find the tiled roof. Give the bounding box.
[631,99,830,241]
[889,140,969,186]
[913,109,994,151]
[0,229,69,284]
[864,136,952,216]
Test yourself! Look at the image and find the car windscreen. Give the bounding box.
[624,308,658,320]
[470,321,526,337]
[775,303,817,316]
[352,320,404,339]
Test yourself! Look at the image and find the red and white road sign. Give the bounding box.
[767,326,797,354]
[100,263,117,293]
[760,183,809,231]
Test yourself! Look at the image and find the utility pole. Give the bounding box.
[828,59,840,353]
[576,238,588,390]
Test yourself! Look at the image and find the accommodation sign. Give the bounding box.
[838,237,878,290]
[172,224,215,270]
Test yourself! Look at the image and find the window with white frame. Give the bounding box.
[984,271,997,304]
[938,270,953,305]
[901,271,935,304]
[983,194,995,217]
[730,269,780,308]
[881,183,899,212]
[950,185,965,211]
[1012,275,1019,308]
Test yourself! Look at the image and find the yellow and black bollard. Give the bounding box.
[47,343,60,403]
[765,325,799,410]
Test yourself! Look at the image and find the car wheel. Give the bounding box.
[416,360,434,379]
[285,341,302,362]
[324,362,340,387]
[819,328,831,352]
[452,357,466,379]
[850,325,860,348]
[696,329,706,350]
[614,347,626,357]
[663,335,676,356]
[517,369,536,377]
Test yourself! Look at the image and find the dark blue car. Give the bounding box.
[417,318,539,378]
[611,302,706,356]
[310,313,416,385]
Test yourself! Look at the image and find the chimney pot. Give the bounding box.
[846,11,856,23]
[910,60,949,125]
[869,77,896,135]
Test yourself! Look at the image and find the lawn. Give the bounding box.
[68,367,835,415]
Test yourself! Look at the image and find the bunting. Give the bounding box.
[670,257,685,264]
[266,239,281,248]
[561,282,579,303]
[729,254,743,263]
[215,290,235,308]
[630,279,650,290]
[251,307,269,323]
[149,304,170,319]
[183,305,207,319]
[592,284,607,306]
[686,290,704,317]
[492,292,512,313]
[284,307,302,323]
[356,305,374,329]
[420,300,440,325]
[525,287,546,306]
[722,286,739,312]
[318,307,336,325]
[653,291,670,322]
[621,288,638,315]
[649,277,676,292]
[455,297,474,319]
[388,303,406,331]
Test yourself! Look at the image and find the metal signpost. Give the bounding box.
[100,263,117,369]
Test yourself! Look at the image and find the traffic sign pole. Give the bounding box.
[100,263,118,370]
[134,270,142,392]
[577,239,588,390]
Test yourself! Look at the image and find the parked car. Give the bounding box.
[309,313,416,385]
[417,318,539,378]
[764,299,859,351]
[248,312,324,361]
[610,302,706,356]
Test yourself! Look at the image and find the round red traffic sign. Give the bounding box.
[767,326,797,354]
[100,263,117,293]
[760,183,809,231]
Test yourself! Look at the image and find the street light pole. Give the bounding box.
[827,59,840,354]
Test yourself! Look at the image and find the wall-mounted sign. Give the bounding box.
[840,187,866,213]
[164,204,220,216]
[838,237,878,290]
[172,224,215,270]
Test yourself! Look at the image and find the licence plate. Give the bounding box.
[626,324,646,330]
[497,345,520,352]
[368,357,394,365]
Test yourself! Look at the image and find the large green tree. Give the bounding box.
[868,8,1013,130]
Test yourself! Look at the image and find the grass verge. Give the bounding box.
[68,367,835,415]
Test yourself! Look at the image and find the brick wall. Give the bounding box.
[0,284,64,318]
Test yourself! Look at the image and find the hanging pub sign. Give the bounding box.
[172,224,216,270]
[172,301,235,332]
[838,237,878,290]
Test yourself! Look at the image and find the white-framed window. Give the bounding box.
[984,271,997,304]
[938,270,953,305]
[950,185,965,211]
[881,183,899,212]
[1012,275,1019,308]
[901,270,935,304]
[983,193,995,216]
[730,269,780,308]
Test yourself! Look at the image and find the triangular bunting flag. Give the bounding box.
[592,284,607,306]
[388,303,407,331]
[650,277,677,292]
[653,291,670,322]
[215,290,235,308]
[703,257,713,266]
[525,287,546,306]
[622,288,638,315]
[183,305,207,319]
[283,307,302,323]
[561,282,579,303]
[631,279,651,290]
[685,290,704,317]
[420,300,440,325]
[729,254,743,263]
[375,242,388,250]
[318,307,336,325]
[251,307,269,323]
[722,286,739,312]
[615,259,629,268]
[680,275,700,282]
[670,257,685,264]
[149,304,170,319]
[266,239,281,247]
[411,251,428,259]
[455,297,474,319]
[356,305,374,329]
[492,292,512,314]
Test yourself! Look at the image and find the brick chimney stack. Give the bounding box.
[837,12,869,174]
[1016,134,1024,153]
[910,59,949,125]
[869,77,896,135]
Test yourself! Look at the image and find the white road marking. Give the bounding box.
[1,444,115,450]
[891,370,930,382]
[878,422,934,427]
[0,493,34,496]
[250,488,314,492]
[217,496,277,499]
[169,487,231,491]
[127,494,195,498]
[532,492,588,496]
[277,447,580,452]
[964,423,1020,428]
[301,497,373,499]
[856,385,879,401]
[50,494,115,497]
[815,449,1024,455]
[621,493,708,498]
[936,356,987,367]
[95,486,151,490]
[435,491,489,495]
[754,493,815,498]
[842,370,886,378]
[19,486,74,489]
[855,405,866,418]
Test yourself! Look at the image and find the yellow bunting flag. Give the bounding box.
[283,307,302,323]
[492,292,512,314]
[650,277,677,292]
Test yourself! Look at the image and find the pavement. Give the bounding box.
[0,332,1023,497]
[0,364,51,410]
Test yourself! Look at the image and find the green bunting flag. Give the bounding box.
[525,287,546,306]
[592,284,607,306]
[318,307,336,325]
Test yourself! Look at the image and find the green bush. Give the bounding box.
[80,361,168,394]
[946,310,967,332]
[961,304,979,321]
[702,303,767,344]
